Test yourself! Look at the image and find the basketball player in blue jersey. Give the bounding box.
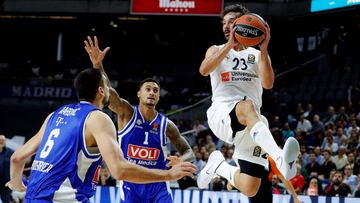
[84,36,195,203]
[6,68,197,202]
[196,3,300,197]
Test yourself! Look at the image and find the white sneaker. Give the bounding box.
[197,150,225,189]
[277,137,300,180]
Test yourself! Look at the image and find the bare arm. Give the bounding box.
[258,23,274,89]
[199,45,231,76]
[84,36,134,127]
[166,119,195,163]
[6,113,53,192]
[87,111,197,183]
[199,27,239,76]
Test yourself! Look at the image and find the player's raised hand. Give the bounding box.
[227,26,240,48]
[5,179,26,192]
[166,155,183,167]
[84,36,110,68]
[258,22,270,51]
[167,162,197,180]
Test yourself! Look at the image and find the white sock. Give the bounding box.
[215,161,238,186]
[250,121,282,161]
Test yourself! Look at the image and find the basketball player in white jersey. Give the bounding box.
[196,4,300,197]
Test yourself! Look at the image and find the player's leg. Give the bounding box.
[248,167,272,203]
[199,104,263,196]
[234,100,299,180]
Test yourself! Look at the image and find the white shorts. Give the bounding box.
[207,101,269,168]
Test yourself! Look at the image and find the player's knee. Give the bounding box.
[241,185,259,197]
[236,100,257,115]
[242,186,259,197]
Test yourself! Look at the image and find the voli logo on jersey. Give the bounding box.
[127,144,160,161]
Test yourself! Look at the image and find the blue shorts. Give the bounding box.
[120,182,172,203]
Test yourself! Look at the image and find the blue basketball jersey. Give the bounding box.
[26,102,102,202]
[118,105,172,202]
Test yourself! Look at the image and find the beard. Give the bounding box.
[333,179,341,186]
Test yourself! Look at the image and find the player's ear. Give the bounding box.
[98,86,105,96]
[137,90,140,98]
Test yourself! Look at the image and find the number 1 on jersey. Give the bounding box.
[143,131,149,145]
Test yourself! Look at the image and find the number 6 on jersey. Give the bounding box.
[40,128,60,158]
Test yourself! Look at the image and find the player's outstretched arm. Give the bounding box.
[6,113,53,192]
[84,36,134,125]
[166,119,195,166]
[87,111,197,183]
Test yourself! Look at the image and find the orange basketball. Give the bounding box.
[233,13,267,47]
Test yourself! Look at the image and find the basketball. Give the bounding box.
[234,13,267,47]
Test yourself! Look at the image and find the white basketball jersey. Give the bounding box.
[210,45,263,109]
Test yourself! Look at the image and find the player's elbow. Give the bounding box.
[11,151,24,164]
[199,67,209,77]
[262,81,274,89]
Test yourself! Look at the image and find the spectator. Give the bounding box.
[333,146,348,170]
[348,131,359,152]
[333,127,346,145]
[0,134,14,203]
[271,174,285,194]
[324,171,352,197]
[309,114,325,138]
[336,106,349,125]
[347,152,360,176]
[304,103,316,120]
[305,152,322,176]
[343,164,358,192]
[314,146,325,165]
[322,134,339,154]
[346,119,360,137]
[194,152,206,172]
[281,122,295,141]
[320,149,337,180]
[304,176,324,196]
[296,114,312,134]
[204,135,216,151]
[354,174,360,197]
[192,119,207,136]
[300,145,310,167]
[290,164,305,194]
[322,106,337,126]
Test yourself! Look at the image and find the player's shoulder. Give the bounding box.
[88,110,112,123]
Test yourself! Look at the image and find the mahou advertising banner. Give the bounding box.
[131,0,223,16]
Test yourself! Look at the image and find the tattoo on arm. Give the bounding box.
[166,120,195,162]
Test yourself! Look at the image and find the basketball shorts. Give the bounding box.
[207,101,269,168]
[119,181,172,203]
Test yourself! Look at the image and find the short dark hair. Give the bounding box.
[74,68,104,102]
[221,4,250,20]
[138,78,160,90]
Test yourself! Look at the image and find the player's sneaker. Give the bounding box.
[197,150,225,189]
[276,137,300,180]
